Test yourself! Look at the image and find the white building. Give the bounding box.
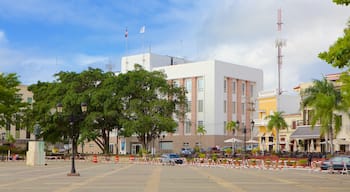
[116,53,263,154]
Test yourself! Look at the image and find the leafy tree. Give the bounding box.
[301,78,342,155]
[29,68,120,154]
[0,73,27,129]
[115,64,186,151]
[265,111,287,153]
[77,69,122,154]
[319,22,350,69]
[333,0,350,6]
[197,125,206,147]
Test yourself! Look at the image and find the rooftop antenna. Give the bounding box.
[275,8,286,153]
[275,8,286,96]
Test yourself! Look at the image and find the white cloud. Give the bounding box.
[185,0,350,92]
[0,30,7,45]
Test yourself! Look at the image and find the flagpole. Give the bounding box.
[125,27,129,56]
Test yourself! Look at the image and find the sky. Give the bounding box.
[0,0,349,93]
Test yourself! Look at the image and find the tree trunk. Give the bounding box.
[276,129,280,153]
[330,126,334,155]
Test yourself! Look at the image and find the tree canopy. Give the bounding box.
[28,65,186,154]
[319,1,349,68]
[0,73,27,128]
[115,64,186,150]
[301,78,342,155]
[29,68,121,154]
[265,111,287,153]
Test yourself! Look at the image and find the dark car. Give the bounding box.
[160,153,183,165]
[321,156,350,170]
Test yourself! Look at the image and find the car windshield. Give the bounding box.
[169,154,179,158]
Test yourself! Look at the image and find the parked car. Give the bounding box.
[180,148,193,156]
[321,156,350,170]
[160,153,183,165]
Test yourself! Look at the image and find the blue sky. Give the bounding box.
[0,0,349,92]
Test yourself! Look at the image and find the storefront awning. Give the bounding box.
[290,125,320,139]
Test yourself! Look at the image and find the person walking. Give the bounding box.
[307,153,313,167]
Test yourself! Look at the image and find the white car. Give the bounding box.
[160,153,183,165]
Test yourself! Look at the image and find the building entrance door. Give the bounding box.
[131,144,142,155]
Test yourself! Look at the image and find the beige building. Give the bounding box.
[1,85,36,150]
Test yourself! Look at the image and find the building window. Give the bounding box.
[185,79,192,92]
[198,120,204,127]
[198,77,204,92]
[185,120,191,134]
[232,81,236,94]
[242,103,245,114]
[198,100,203,112]
[250,84,254,97]
[27,97,33,104]
[232,101,236,114]
[224,79,227,93]
[224,121,227,134]
[187,101,192,112]
[173,80,180,88]
[242,82,246,96]
[174,121,179,134]
[224,100,227,113]
[15,115,20,139]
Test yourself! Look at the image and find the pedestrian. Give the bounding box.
[307,153,312,167]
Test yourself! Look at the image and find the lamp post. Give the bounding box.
[56,102,87,176]
[1,132,5,161]
[158,134,165,153]
[242,123,247,166]
[250,120,255,141]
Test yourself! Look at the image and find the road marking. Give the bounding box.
[190,167,246,192]
[144,166,161,192]
[53,164,134,192]
[242,169,329,192]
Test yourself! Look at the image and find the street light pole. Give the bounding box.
[243,123,247,167]
[250,120,255,141]
[57,102,87,177]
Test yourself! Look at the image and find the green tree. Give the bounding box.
[115,64,186,151]
[226,121,239,136]
[0,73,27,129]
[226,121,239,155]
[29,68,120,154]
[197,125,206,147]
[265,111,287,153]
[301,78,342,155]
[318,1,349,68]
[333,0,350,6]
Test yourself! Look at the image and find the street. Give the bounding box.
[0,161,349,192]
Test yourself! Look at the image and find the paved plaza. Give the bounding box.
[0,160,349,192]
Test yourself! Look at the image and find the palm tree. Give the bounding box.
[301,77,342,155]
[265,111,287,153]
[226,121,240,155]
[197,125,206,148]
[226,121,239,136]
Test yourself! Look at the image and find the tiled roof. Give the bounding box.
[290,125,320,139]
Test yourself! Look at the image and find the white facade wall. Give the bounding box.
[121,53,187,73]
[279,94,301,114]
[119,53,263,151]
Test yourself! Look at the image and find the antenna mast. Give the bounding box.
[275,8,286,96]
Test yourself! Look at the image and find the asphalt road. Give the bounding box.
[0,161,349,192]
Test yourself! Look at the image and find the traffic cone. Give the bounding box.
[92,155,98,163]
[115,155,119,163]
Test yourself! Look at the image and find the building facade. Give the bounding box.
[254,89,301,152]
[110,53,263,155]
